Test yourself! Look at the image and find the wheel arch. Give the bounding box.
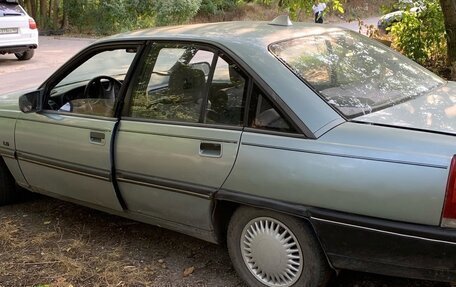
[213,190,336,271]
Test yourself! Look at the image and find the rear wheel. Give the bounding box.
[227,206,332,287]
[15,49,34,61]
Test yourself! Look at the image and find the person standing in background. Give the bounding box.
[312,1,327,24]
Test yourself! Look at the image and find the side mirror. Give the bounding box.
[19,89,43,113]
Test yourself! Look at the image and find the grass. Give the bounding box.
[0,197,240,287]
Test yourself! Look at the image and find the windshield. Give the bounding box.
[0,3,24,16]
[269,30,444,118]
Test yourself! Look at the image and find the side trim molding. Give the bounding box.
[17,151,111,181]
[311,217,456,246]
[310,207,456,243]
[0,147,16,159]
[215,189,310,217]
[117,170,215,199]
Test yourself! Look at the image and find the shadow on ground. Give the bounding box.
[0,196,451,287]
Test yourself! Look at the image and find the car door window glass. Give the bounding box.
[46,48,137,117]
[249,85,295,133]
[129,44,214,123]
[205,56,247,126]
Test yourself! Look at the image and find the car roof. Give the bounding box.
[102,21,346,48]
[97,21,347,137]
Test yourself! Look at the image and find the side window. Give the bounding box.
[46,48,138,117]
[205,56,247,126]
[249,85,296,133]
[129,44,215,123]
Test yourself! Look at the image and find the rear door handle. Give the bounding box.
[199,142,222,158]
[90,131,106,145]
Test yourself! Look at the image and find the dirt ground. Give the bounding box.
[0,196,452,287]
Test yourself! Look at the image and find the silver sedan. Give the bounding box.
[0,17,455,287]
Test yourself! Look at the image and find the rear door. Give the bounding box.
[15,43,142,211]
[116,42,249,229]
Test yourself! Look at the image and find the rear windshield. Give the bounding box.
[0,3,24,16]
[269,30,444,118]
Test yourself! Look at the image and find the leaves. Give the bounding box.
[183,266,195,277]
[155,0,202,26]
[390,0,447,65]
[276,0,345,21]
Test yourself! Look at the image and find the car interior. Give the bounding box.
[45,48,137,117]
[131,46,247,126]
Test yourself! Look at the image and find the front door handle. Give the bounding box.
[90,131,106,145]
[199,142,222,158]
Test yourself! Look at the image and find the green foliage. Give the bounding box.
[61,0,155,35]
[390,0,446,65]
[332,0,345,14]
[199,0,238,15]
[154,0,202,26]
[276,0,345,20]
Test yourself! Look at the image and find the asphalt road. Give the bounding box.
[0,36,93,94]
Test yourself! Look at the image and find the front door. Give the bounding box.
[116,42,249,229]
[15,44,141,211]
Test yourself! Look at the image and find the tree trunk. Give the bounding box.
[61,0,69,30]
[39,0,47,28]
[48,0,53,20]
[439,0,456,79]
[30,0,37,20]
[52,0,60,25]
[24,0,32,15]
[53,0,60,30]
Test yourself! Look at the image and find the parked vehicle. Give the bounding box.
[0,0,38,60]
[377,0,424,34]
[0,17,455,287]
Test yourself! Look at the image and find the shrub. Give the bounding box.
[155,0,202,26]
[199,0,238,15]
[390,0,446,65]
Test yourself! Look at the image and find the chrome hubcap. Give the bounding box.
[241,217,303,287]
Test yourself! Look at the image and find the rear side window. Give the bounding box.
[248,85,296,133]
[205,55,247,126]
[0,4,24,16]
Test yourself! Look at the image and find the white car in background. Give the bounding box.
[0,0,38,60]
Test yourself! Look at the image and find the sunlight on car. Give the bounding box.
[0,17,455,287]
[270,30,444,117]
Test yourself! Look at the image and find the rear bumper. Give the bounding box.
[310,209,456,282]
[0,28,39,54]
[0,44,37,54]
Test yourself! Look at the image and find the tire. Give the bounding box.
[227,206,332,287]
[15,49,34,61]
[0,159,19,205]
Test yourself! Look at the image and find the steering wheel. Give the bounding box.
[83,76,121,100]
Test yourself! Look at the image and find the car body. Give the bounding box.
[0,19,455,287]
[0,0,38,60]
